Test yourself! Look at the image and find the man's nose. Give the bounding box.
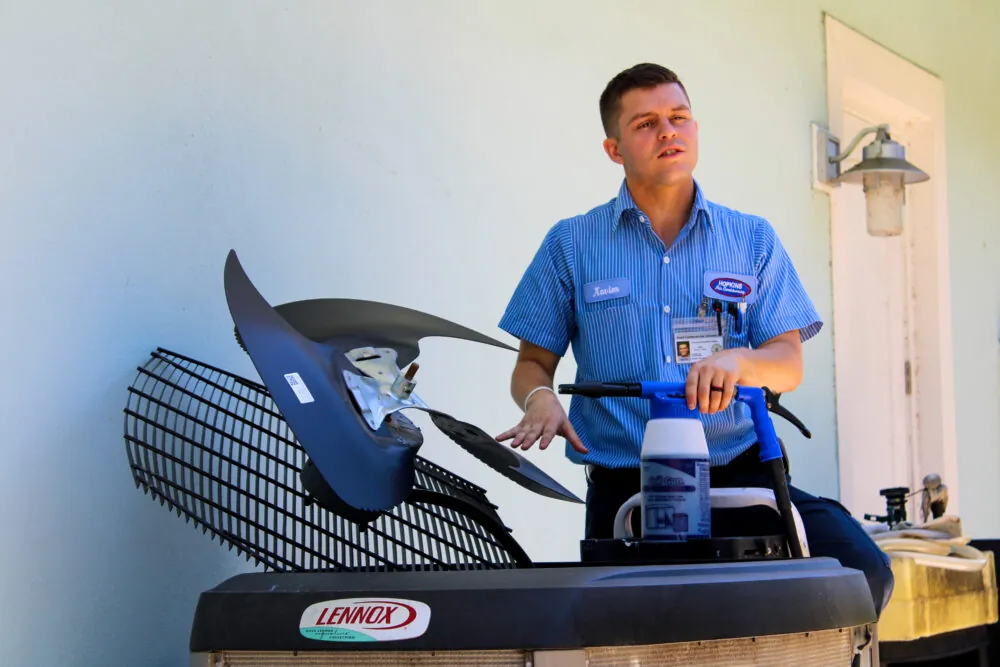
[658,117,678,141]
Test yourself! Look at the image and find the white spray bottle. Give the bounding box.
[637,399,711,540]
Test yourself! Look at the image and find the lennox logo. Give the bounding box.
[300,598,431,643]
[710,277,751,298]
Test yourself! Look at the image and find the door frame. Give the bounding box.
[822,14,959,517]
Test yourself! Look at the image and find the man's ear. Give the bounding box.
[603,136,624,165]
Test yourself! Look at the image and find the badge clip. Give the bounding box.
[727,301,746,335]
[712,300,723,336]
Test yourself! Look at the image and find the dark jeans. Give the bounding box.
[584,444,895,618]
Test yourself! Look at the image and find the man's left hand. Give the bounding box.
[685,348,748,414]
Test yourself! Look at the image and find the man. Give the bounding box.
[495,63,893,616]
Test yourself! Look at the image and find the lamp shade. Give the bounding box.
[837,137,929,186]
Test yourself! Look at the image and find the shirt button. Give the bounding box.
[665,356,672,363]
[663,255,670,264]
[663,305,671,314]
[638,215,646,223]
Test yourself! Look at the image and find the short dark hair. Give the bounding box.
[599,63,689,137]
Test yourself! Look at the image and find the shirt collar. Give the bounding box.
[610,178,714,232]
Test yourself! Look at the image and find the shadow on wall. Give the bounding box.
[0,362,256,667]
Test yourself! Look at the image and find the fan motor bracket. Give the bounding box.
[342,350,431,431]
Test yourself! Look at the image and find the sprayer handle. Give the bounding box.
[734,386,783,463]
[557,382,642,397]
[561,381,784,465]
[637,382,784,464]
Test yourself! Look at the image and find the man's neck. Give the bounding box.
[627,177,696,248]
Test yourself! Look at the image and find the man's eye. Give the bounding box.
[637,120,653,129]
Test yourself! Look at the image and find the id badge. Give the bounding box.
[672,317,724,365]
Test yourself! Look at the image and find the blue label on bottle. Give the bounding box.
[640,456,711,541]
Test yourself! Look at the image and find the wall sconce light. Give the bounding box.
[813,123,929,237]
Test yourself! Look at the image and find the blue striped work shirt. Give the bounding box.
[498,179,822,468]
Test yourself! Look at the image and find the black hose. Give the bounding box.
[769,459,803,558]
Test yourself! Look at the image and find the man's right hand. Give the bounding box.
[495,388,588,454]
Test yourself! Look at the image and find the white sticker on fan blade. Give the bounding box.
[284,372,315,404]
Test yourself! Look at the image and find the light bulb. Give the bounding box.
[862,172,905,237]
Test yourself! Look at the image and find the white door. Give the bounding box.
[824,16,959,524]
[831,110,918,522]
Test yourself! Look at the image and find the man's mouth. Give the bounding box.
[658,147,684,158]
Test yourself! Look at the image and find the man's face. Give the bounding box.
[603,83,698,186]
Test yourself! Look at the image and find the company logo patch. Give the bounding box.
[710,277,751,298]
[703,271,758,304]
[300,598,431,643]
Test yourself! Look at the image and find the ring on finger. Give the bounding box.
[709,379,726,411]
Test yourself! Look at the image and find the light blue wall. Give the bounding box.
[1,1,997,665]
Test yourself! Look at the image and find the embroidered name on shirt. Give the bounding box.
[584,277,631,303]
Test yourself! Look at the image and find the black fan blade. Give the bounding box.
[427,411,583,504]
[224,250,419,511]
[264,298,517,367]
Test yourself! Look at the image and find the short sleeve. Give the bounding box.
[498,224,576,356]
[748,220,824,348]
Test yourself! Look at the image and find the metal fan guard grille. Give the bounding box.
[124,348,529,572]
